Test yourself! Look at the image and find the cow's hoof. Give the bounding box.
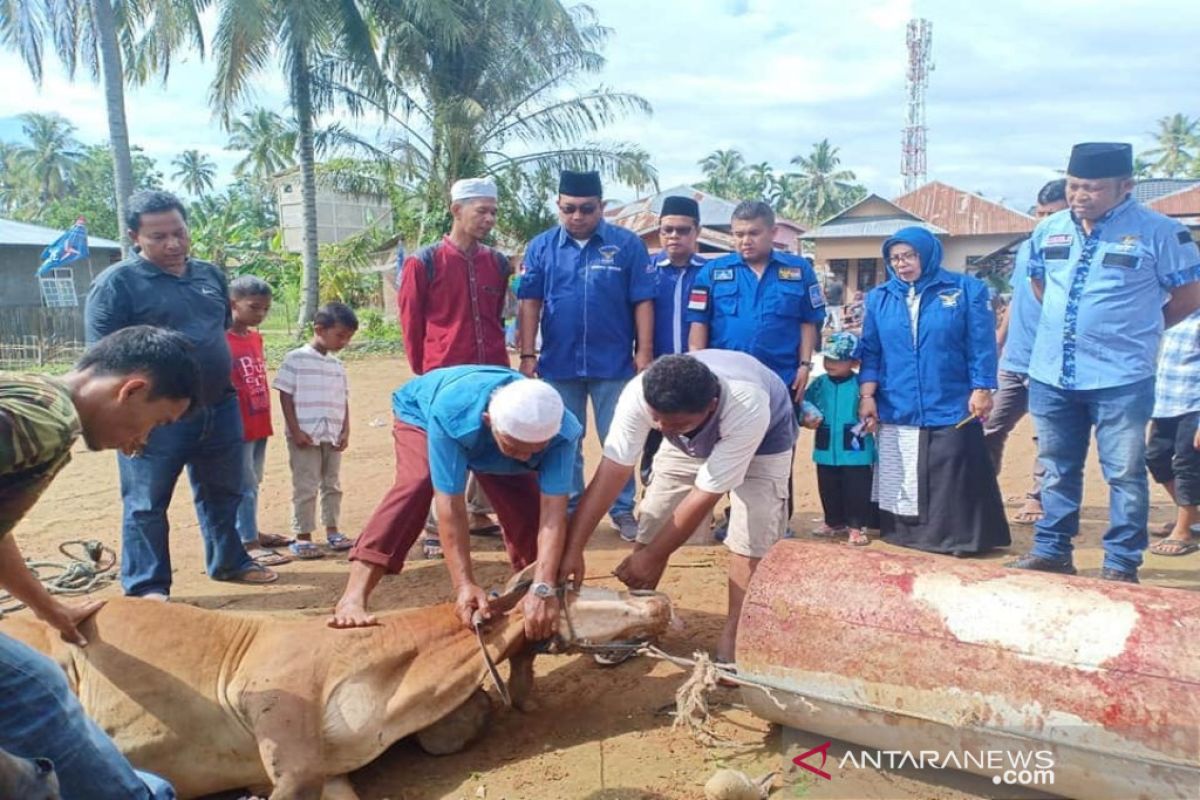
[415,689,493,755]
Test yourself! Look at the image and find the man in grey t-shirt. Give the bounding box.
[559,350,797,663]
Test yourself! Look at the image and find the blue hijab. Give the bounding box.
[882,226,944,293]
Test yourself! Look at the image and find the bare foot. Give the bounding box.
[328,599,379,628]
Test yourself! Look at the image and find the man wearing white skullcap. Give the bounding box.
[332,366,582,640]
[399,176,513,556]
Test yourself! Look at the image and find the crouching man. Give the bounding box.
[330,366,582,639]
[559,350,798,662]
[1,325,198,799]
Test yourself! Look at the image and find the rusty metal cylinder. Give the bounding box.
[736,540,1200,799]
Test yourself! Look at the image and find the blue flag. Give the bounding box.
[38,218,90,276]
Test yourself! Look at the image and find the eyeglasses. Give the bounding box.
[888,252,919,265]
[559,203,598,215]
[661,225,694,236]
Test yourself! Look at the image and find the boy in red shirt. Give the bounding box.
[227,276,289,566]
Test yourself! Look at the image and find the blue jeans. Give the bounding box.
[1029,377,1155,573]
[547,378,635,519]
[235,438,268,546]
[0,633,175,799]
[117,395,254,596]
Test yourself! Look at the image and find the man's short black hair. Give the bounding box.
[1037,179,1067,207]
[76,326,201,407]
[642,355,720,414]
[730,200,775,228]
[126,190,188,233]
[314,302,359,331]
[229,275,273,299]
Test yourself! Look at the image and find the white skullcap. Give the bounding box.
[450,177,498,203]
[489,379,563,442]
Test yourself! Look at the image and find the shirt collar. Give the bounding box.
[652,251,705,269]
[555,219,608,249]
[131,255,193,279]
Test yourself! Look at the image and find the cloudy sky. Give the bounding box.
[1,0,1197,210]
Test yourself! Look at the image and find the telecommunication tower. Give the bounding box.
[902,18,933,193]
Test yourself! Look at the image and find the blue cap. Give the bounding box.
[825,332,859,361]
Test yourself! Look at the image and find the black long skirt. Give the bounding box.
[879,423,1011,555]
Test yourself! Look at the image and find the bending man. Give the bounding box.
[559,350,797,662]
[331,366,582,639]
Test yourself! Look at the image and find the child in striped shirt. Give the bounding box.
[273,302,358,559]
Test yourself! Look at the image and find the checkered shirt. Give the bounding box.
[1154,309,1200,418]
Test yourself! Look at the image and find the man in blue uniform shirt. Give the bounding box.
[686,200,825,400]
[642,195,707,487]
[1008,142,1200,583]
[517,170,657,541]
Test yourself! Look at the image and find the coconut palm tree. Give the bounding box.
[171,149,217,197]
[16,113,82,204]
[313,0,654,247]
[788,139,864,224]
[226,108,298,183]
[698,149,747,198]
[1143,114,1199,178]
[209,0,442,331]
[0,0,208,254]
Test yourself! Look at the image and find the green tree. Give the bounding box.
[316,0,655,247]
[171,149,217,197]
[697,149,747,198]
[39,144,163,238]
[787,139,864,224]
[226,108,298,183]
[1142,113,1199,178]
[1,0,208,255]
[15,112,82,204]
[209,0,412,332]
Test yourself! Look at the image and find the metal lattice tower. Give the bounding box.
[902,18,933,193]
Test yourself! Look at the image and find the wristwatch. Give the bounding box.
[799,361,813,368]
[530,581,556,600]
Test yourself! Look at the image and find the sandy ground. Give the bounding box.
[6,355,1198,800]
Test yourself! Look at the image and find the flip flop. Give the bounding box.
[258,532,293,548]
[1150,538,1199,557]
[225,564,278,585]
[846,528,870,547]
[247,547,291,567]
[325,532,354,551]
[812,525,845,539]
[288,540,325,560]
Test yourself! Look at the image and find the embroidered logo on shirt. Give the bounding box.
[687,288,709,311]
[778,267,804,280]
[809,283,825,308]
[1046,234,1074,246]
[598,245,620,264]
[198,284,222,298]
[938,290,961,308]
[712,268,734,281]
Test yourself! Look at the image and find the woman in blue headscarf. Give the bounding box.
[858,227,1010,555]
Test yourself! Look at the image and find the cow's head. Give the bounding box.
[492,567,673,652]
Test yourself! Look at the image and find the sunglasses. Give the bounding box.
[661,225,695,236]
[559,203,598,215]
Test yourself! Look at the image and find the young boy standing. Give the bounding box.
[273,302,358,559]
[227,276,290,566]
[803,332,878,545]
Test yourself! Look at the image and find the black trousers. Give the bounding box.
[816,464,878,529]
[1146,412,1200,506]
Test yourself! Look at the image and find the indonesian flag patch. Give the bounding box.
[687,287,709,311]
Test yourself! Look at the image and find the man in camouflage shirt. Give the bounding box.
[1,326,198,800]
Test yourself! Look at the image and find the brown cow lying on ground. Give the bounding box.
[0,574,672,799]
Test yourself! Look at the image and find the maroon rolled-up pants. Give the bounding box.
[350,421,540,574]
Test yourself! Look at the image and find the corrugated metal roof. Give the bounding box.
[1147,183,1200,216]
[1133,179,1200,204]
[803,218,946,239]
[0,217,121,249]
[893,181,1034,236]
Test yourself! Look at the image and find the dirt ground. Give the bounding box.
[8,355,1198,800]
